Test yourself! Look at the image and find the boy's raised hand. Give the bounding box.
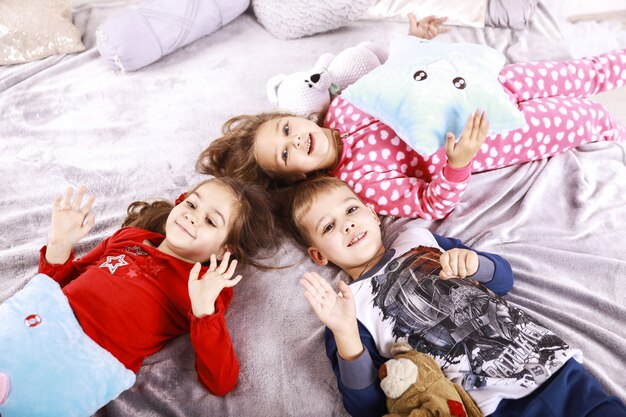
[301,272,363,360]
[300,272,356,335]
[188,253,242,317]
[445,110,489,169]
[439,248,479,279]
[408,13,449,40]
[46,185,96,264]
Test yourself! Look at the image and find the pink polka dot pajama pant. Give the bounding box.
[428,49,626,173]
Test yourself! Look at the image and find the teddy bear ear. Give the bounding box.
[315,53,335,70]
[357,40,388,64]
[390,341,413,356]
[266,73,287,106]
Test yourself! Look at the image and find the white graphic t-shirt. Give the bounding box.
[351,226,582,415]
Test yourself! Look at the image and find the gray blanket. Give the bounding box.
[1,3,624,417]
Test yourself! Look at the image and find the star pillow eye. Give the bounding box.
[342,37,526,157]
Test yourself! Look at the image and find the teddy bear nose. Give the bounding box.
[310,73,321,83]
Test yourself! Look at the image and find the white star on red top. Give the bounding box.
[100,254,129,274]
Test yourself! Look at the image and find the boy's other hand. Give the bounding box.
[439,248,479,279]
[408,14,449,40]
[300,272,357,335]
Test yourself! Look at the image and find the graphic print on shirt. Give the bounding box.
[100,254,129,274]
[370,246,571,391]
[124,245,148,256]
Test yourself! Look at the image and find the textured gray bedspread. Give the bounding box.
[0,3,624,417]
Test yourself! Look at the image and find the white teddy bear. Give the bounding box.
[266,41,388,116]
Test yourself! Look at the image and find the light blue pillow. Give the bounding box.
[342,37,526,157]
[0,274,136,417]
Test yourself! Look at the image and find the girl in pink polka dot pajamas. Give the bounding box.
[198,49,626,221]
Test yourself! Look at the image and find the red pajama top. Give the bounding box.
[38,227,238,396]
[325,95,471,220]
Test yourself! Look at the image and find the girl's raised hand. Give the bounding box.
[439,248,479,279]
[408,14,449,40]
[46,185,96,264]
[188,252,242,317]
[445,111,489,169]
[300,272,356,336]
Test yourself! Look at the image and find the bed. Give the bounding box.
[1,1,625,416]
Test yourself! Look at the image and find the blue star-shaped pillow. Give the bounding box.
[342,37,526,157]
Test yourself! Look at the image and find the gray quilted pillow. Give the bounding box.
[485,0,539,30]
[252,0,375,40]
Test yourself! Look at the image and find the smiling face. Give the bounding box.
[254,116,339,178]
[299,184,384,280]
[159,181,238,263]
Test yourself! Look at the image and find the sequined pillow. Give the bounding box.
[0,0,85,65]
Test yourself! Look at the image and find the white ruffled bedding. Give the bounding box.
[1,3,625,416]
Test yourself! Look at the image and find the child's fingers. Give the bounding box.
[53,194,63,210]
[302,288,323,313]
[469,111,484,141]
[217,252,231,274]
[460,112,477,139]
[302,272,334,303]
[305,271,334,293]
[301,273,324,296]
[223,275,242,287]
[63,186,74,209]
[457,256,468,278]
[448,253,458,276]
[337,280,353,300]
[444,132,456,154]
[300,279,327,307]
[208,254,218,271]
[188,262,202,282]
[72,185,86,211]
[408,12,418,26]
[439,252,452,277]
[224,258,238,277]
[83,212,96,231]
[81,194,96,215]
[478,111,490,137]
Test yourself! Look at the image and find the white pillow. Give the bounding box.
[361,0,487,28]
[252,0,374,40]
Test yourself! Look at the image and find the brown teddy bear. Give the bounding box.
[379,342,483,417]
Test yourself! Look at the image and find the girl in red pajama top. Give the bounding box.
[38,177,278,396]
[196,17,626,220]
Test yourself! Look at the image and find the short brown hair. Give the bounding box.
[123,177,279,269]
[284,176,356,247]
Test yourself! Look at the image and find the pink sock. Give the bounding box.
[0,372,9,404]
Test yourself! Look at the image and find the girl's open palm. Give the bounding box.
[50,186,96,247]
[446,111,489,169]
[45,186,96,264]
[188,253,242,317]
[300,272,356,336]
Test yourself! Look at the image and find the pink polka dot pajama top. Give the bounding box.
[324,49,626,220]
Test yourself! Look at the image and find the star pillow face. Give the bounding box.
[342,37,526,157]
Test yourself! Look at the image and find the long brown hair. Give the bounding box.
[196,112,322,189]
[123,177,279,269]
